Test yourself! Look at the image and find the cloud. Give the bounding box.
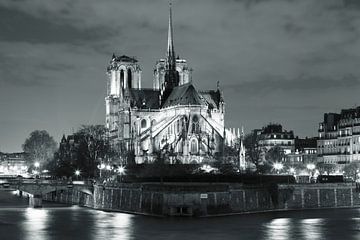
[222,74,360,93]
[0,7,109,44]
[2,0,360,151]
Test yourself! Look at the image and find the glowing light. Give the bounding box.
[117,166,125,174]
[34,162,40,168]
[289,167,296,174]
[307,163,315,171]
[200,164,215,173]
[274,163,284,171]
[75,170,81,176]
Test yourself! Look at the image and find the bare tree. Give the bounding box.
[75,125,110,177]
[22,130,57,167]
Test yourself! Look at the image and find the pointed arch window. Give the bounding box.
[141,119,147,129]
[190,139,198,154]
[192,115,200,133]
[127,68,132,88]
[120,70,124,89]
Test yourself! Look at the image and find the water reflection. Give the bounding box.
[300,218,324,240]
[263,218,292,240]
[93,211,133,240]
[23,208,49,240]
[0,196,359,240]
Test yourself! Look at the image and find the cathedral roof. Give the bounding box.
[162,83,205,108]
[112,55,138,63]
[199,90,222,109]
[126,89,160,109]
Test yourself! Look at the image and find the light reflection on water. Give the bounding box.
[93,211,133,240]
[0,192,360,240]
[301,218,324,240]
[23,208,49,240]
[263,218,291,240]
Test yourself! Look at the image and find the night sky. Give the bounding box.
[1,0,360,152]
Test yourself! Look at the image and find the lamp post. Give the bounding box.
[33,161,40,176]
[273,162,283,174]
[117,166,125,182]
[307,163,316,183]
[307,163,315,175]
[97,163,105,178]
[75,170,81,180]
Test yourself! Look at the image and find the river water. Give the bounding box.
[0,191,360,240]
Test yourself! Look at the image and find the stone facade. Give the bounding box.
[0,152,28,176]
[257,124,295,155]
[105,6,229,164]
[318,107,360,164]
[44,182,360,217]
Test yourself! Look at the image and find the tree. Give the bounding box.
[22,130,57,168]
[244,132,262,173]
[74,125,110,177]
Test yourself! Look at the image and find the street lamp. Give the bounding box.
[307,163,316,175]
[117,166,125,174]
[33,161,40,176]
[289,167,296,175]
[97,163,105,178]
[307,163,315,171]
[117,166,125,182]
[273,162,283,174]
[75,170,81,180]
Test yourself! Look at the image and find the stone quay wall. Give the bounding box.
[43,182,360,217]
[43,189,94,208]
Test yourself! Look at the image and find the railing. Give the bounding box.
[0,178,93,186]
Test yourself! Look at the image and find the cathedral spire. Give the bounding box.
[167,1,175,67]
[160,0,179,105]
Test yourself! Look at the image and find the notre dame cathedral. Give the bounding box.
[105,4,239,164]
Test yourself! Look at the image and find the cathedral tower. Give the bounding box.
[105,55,142,133]
[153,3,192,98]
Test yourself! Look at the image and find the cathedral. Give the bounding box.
[105,5,236,164]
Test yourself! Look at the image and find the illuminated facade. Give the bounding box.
[0,152,28,176]
[318,107,360,164]
[105,5,235,164]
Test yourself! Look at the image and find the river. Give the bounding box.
[0,191,360,240]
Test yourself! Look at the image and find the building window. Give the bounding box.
[127,68,132,88]
[141,119,147,128]
[120,69,124,89]
[190,139,198,154]
[192,115,200,133]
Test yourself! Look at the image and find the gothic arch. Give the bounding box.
[141,119,147,129]
[120,69,124,90]
[127,68,132,88]
[190,138,198,154]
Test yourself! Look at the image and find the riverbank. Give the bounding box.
[43,182,360,217]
